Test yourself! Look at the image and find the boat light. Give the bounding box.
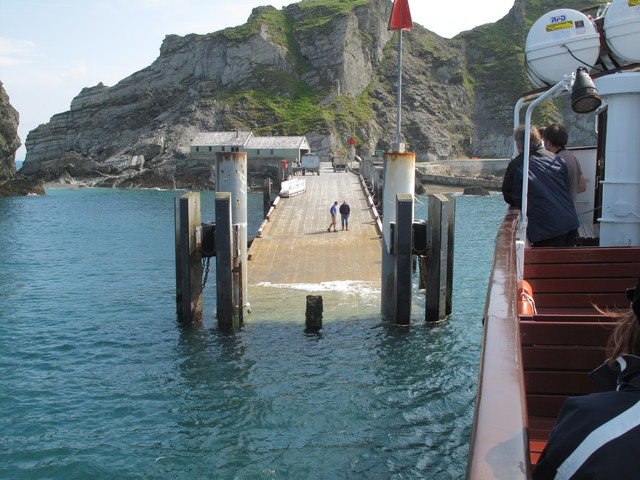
[571,67,601,113]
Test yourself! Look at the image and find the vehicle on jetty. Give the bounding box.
[466,1,640,478]
[294,153,321,175]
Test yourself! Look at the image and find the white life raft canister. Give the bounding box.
[603,0,640,65]
[525,8,601,87]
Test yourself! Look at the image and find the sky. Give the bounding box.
[0,0,514,163]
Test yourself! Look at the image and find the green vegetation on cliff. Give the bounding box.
[215,0,381,138]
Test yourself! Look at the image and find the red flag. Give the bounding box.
[388,0,413,31]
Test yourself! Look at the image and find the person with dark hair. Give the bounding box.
[543,124,587,203]
[502,125,579,247]
[533,274,640,479]
[339,200,350,231]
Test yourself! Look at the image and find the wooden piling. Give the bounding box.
[263,177,272,218]
[425,194,455,322]
[394,194,414,325]
[305,295,323,331]
[215,192,238,330]
[175,192,203,324]
[445,194,456,316]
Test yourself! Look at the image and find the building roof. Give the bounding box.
[192,132,310,150]
[245,136,310,150]
[192,131,253,147]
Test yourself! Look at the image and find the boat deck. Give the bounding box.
[521,246,640,464]
[467,208,640,478]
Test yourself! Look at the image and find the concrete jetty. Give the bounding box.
[247,163,382,286]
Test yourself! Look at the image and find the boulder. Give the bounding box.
[463,186,491,196]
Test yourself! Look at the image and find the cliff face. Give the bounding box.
[0,81,43,197]
[0,81,20,180]
[19,0,598,189]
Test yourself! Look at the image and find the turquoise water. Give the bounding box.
[0,188,505,479]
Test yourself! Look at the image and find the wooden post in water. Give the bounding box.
[174,192,203,324]
[305,295,323,332]
[394,193,414,324]
[215,192,237,330]
[425,194,455,322]
[263,177,272,218]
[445,194,456,316]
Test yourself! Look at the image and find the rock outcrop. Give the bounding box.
[0,81,43,197]
[19,0,598,188]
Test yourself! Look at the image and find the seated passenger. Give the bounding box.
[533,274,640,479]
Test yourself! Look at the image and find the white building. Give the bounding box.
[190,131,311,167]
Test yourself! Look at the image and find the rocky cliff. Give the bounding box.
[0,81,44,197]
[19,0,598,189]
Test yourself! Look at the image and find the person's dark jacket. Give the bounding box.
[502,154,524,206]
[533,355,640,479]
[339,203,350,215]
[501,147,579,243]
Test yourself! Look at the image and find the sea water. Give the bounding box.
[0,187,505,479]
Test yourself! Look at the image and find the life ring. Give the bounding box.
[518,280,537,316]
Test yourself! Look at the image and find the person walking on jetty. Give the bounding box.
[339,200,350,231]
[328,201,338,232]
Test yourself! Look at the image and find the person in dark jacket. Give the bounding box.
[533,274,640,479]
[542,124,587,203]
[339,200,350,231]
[502,125,579,247]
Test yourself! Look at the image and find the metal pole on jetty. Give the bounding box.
[395,29,403,147]
[382,0,415,323]
[387,0,413,150]
[216,152,249,323]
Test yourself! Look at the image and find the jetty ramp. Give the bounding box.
[248,164,382,288]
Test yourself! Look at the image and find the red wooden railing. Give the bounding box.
[467,209,531,480]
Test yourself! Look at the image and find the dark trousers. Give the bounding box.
[532,229,577,247]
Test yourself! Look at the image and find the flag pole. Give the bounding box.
[395,29,403,149]
[388,0,411,151]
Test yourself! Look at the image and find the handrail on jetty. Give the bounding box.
[467,209,531,480]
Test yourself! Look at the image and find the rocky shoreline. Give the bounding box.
[0,175,45,197]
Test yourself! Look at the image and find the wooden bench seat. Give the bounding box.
[521,246,640,465]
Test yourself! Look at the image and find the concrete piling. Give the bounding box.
[381,151,415,318]
[216,152,249,322]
